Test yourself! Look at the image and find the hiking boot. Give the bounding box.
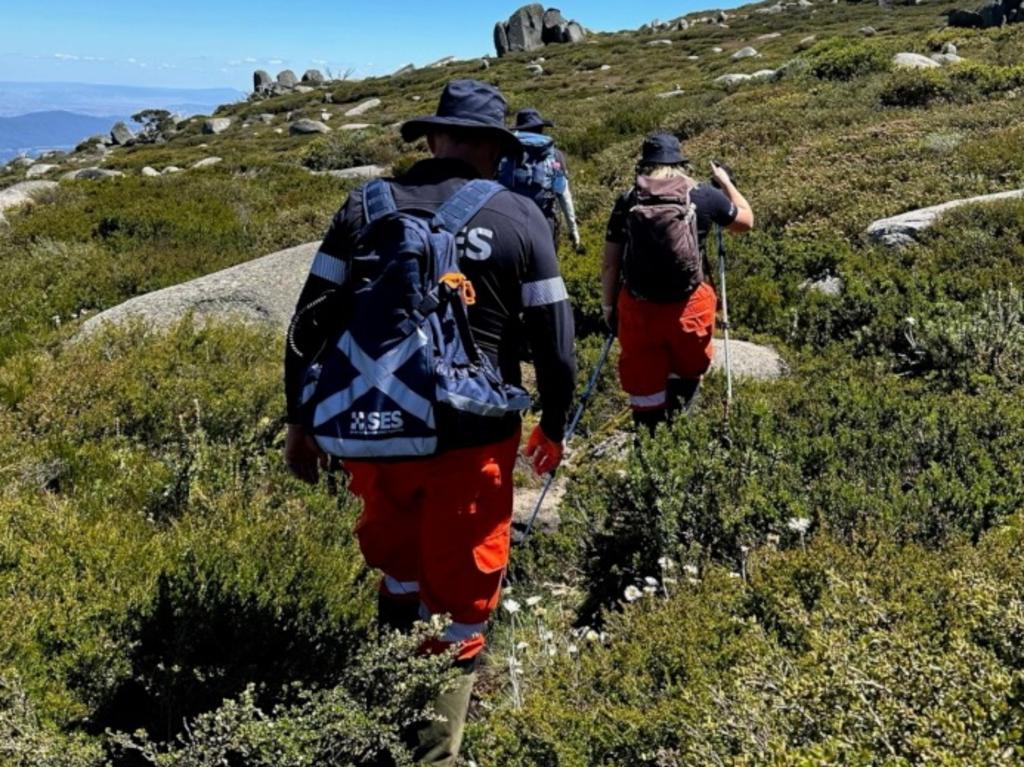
[410,671,476,765]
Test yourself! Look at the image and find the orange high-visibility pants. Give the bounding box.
[347,430,520,661]
[618,283,717,411]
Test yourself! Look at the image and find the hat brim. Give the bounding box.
[401,116,523,155]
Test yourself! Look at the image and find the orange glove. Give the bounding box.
[524,425,565,476]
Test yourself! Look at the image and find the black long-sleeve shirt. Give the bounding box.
[285,158,576,445]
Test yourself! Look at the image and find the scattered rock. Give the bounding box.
[798,35,817,49]
[162,166,183,174]
[313,164,391,180]
[277,70,298,88]
[715,73,753,86]
[25,164,58,178]
[710,339,788,380]
[732,46,759,60]
[527,63,545,76]
[480,58,491,70]
[752,69,779,81]
[867,189,1024,246]
[393,63,416,77]
[141,167,161,177]
[931,52,964,64]
[647,39,673,46]
[258,113,275,124]
[756,3,784,13]
[191,157,223,170]
[71,168,124,180]
[78,242,322,336]
[110,121,134,146]
[801,275,844,297]
[657,88,686,98]
[426,55,456,68]
[712,46,725,53]
[202,118,232,135]
[344,98,381,117]
[339,123,372,131]
[892,52,941,69]
[758,32,782,39]
[294,85,314,94]
[290,119,331,135]
[943,42,958,55]
[301,69,325,84]
[859,26,877,35]
[600,64,612,71]
[11,157,35,168]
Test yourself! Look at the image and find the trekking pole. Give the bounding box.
[519,333,615,544]
[717,225,734,412]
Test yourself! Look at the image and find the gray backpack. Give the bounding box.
[624,175,703,303]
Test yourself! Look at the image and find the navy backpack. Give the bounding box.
[296,179,531,459]
[498,132,567,217]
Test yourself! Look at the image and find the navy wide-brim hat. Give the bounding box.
[641,133,689,166]
[515,108,554,131]
[401,79,523,155]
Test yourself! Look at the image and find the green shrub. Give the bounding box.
[301,129,404,171]
[879,68,955,107]
[805,38,890,81]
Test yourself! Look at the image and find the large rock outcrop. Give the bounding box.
[494,5,587,56]
[0,180,59,226]
[867,189,1024,247]
[947,0,1022,27]
[79,242,320,335]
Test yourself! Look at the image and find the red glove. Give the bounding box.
[524,425,565,476]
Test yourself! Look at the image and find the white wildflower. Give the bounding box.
[787,517,812,535]
[644,576,660,587]
[643,585,657,596]
[729,572,742,579]
[683,564,699,578]
[767,533,780,546]
[526,595,542,607]
[516,641,530,652]
[567,643,579,655]
[905,316,917,327]
[503,598,522,614]
[657,556,676,571]
[585,629,600,642]
[624,585,643,602]
[540,629,554,642]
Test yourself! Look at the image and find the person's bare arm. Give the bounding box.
[711,163,754,233]
[601,240,624,328]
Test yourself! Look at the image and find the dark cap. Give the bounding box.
[514,107,554,132]
[640,133,688,166]
[401,79,522,154]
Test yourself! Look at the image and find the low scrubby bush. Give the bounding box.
[805,38,891,81]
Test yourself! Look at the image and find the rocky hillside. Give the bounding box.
[1,1,1024,764]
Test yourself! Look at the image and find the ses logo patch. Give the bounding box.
[350,411,405,435]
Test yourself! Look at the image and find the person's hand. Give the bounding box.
[710,161,736,191]
[524,425,565,476]
[602,303,618,337]
[571,232,585,254]
[284,423,328,484]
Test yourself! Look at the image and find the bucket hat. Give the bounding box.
[640,133,689,166]
[401,79,522,154]
[514,107,554,131]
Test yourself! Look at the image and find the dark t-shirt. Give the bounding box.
[285,158,576,445]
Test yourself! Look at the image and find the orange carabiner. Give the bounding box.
[440,272,477,305]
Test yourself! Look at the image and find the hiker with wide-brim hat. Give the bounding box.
[284,79,576,765]
[498,107,585,253]
[601,132,754,433]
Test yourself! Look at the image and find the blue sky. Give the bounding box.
[0,1,734,90]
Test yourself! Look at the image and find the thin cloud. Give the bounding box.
[53,53,79,61]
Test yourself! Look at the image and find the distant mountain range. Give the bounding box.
[0,111,124,162]
[0,81,244,118]
[0,81,245,162]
